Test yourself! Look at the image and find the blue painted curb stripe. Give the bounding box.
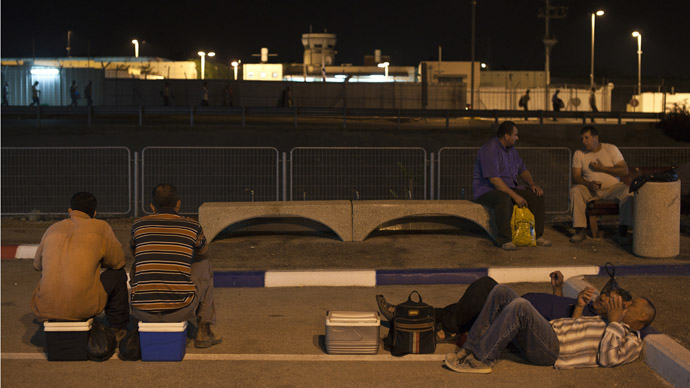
[215,271,265,287]
[596,264,690,277]
[376,268,488,285]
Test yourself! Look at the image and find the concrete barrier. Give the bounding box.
[351,200,496,242]
[199,201,353,242]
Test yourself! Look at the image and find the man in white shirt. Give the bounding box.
[570,126,632,243]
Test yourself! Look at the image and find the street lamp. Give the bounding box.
[480,62,487,70]
[132,39,139,58]
[198,51,216,80]
[590,10,604,89]
[231,60,241,81]
[632,31,642,95]
[377,61,390,81]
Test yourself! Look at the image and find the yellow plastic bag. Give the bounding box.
[511,205,536,247]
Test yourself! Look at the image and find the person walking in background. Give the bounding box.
[84,81,93,107]
[69,81,79,106]
[29,81,40,106]
[223,83,233,107]
[589,88,598,123]
[2,81,9,106]
[160,82,172,106]
[201,82,209,106]
[518,89,530,120]
[551,90,563,120]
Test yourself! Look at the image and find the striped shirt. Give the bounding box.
[130,210,208,312]
[551,316,642,369]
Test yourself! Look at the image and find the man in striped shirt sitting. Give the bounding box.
[130,183,222,348]
[444,284,655,373]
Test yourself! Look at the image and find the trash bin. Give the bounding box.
[633,180,681,257]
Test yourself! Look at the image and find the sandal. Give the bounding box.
[375,294,395,321]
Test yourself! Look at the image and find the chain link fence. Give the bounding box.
[1,147,131,215]
[290,147,427,200]
[141,147,280,214]
[437,147,571,213]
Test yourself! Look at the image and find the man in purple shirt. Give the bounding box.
[473,121,550,250]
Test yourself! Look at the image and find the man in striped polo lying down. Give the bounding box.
[443,284,656,373]
[130,183,221,348]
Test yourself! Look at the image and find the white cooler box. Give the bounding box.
[325,311,380,355]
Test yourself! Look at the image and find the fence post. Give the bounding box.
[241,106,246,127]
[539,110,543,125]
[190,106,194,127]
[494,110,499,124]
[138,105,143,127]
[618,112,622,125]
[342,107,347,128]
[88,106,92,126]
[445,111,449,129]
[582,113,586,125]
[430,152,435,200]
[282,152,287,201]
[397,109,401,129]
[294,107,298,128]
[36,106,41,128]
[133,151,139,218]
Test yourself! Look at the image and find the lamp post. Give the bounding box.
[132,39,139,58]
[198,51,216,80]
[590,10,604,89]
[377,61,390,81]
[632,31,642,95]
[231,60,240,81]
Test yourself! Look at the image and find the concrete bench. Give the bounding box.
[199,200,497,243]
[351,200,496,242]
[199,201,353,242]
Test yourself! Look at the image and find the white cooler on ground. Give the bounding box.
[325,311,380,355]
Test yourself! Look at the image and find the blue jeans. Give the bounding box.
[464,285,559,366]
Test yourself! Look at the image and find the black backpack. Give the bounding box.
[384,291,435,356]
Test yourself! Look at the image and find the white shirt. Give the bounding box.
[572,143,625,190]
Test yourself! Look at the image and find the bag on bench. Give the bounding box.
[384,291,435,356]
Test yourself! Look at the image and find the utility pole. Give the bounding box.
[538,1,566,110]
[470,0,477,109]
[66,30,73,57]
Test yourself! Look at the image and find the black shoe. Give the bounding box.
[375,295,395,321]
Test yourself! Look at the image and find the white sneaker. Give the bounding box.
[501,242,517,251]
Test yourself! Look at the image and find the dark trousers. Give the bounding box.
[476,188,545,246]
[435,276,498,334]
[100,268,130,329]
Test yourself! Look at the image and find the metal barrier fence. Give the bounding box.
[141,147,280,214]
[437,147,572,213]
[620,147,690,195]
[290,147,427,200]
[1,147,131,215]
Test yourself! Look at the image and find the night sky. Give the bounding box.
[3,0,690,81]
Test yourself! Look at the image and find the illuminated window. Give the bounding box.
[248,72,255,77]
[272,72,278,78]
[260,72,266,78]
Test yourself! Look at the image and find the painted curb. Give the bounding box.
[1,244,38,259]
[264,270,376,287]
[644,334,690,388]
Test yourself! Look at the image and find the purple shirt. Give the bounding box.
[472,136,527,200]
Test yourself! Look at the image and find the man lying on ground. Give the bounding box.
[443,284,655,373]
[376,271,631,344]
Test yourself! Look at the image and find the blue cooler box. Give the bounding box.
[44,318,93,361]
[138,321,188,361]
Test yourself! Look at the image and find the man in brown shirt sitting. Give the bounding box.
[32,192,130,340]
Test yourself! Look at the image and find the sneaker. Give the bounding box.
[536,237,552,247]
[195,321,223,348]
[501,242,517,251]
[570,229,587,243]
[445,347,470,365]
[445,351,493,374]
[375,295,395,321]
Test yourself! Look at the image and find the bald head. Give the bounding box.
[624,297,656,331]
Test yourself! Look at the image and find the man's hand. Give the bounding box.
[530,184,544,197]
[589,161,603,172]
[513,194,528,207]
[577,286,596,308]
[550,271,564,296]
[606,294,626,323]
[588,180,602,193]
